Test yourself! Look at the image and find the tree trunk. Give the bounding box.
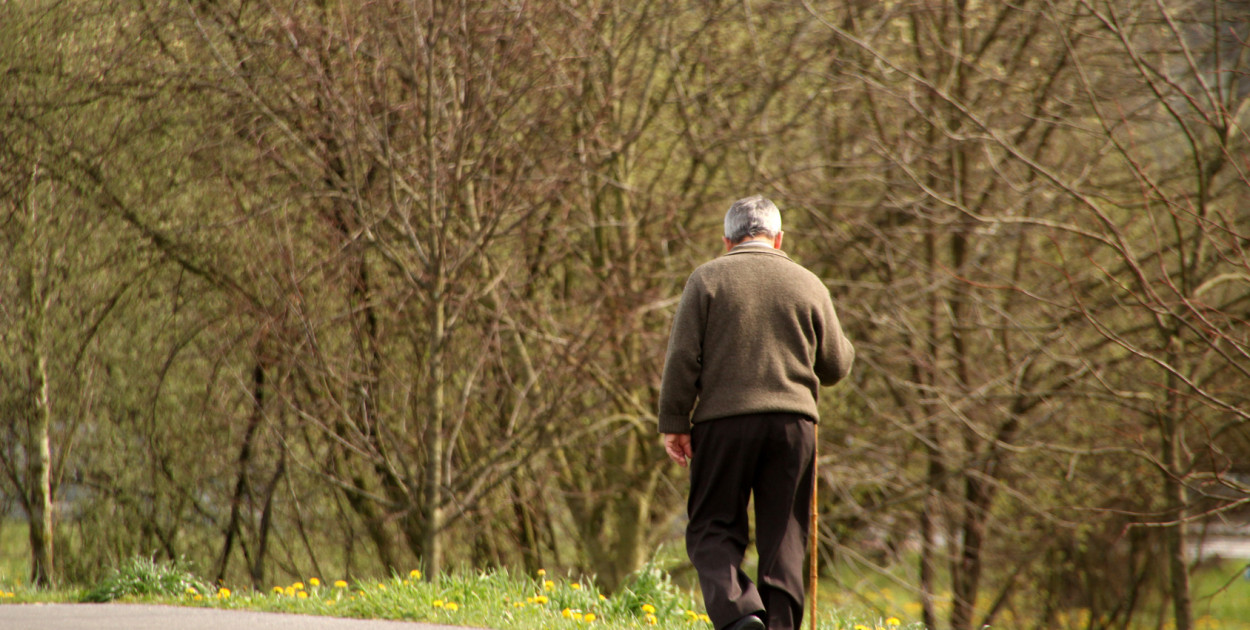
[1162,345,1193,630]
[215,362,265,586]
[28,340,54,587]
[421,292,446,581]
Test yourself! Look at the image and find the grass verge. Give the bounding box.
[0,557,916,630]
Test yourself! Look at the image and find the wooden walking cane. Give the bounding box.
[808,425,820,630]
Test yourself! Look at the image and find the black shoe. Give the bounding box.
[726,614,766,630]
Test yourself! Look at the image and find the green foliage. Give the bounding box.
[80,556,211,603]
[182,566,709,629]
[602,562,694,621]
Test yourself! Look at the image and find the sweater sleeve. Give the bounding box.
[814,296,855,386]
[657,273,706,434]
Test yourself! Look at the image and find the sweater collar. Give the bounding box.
[726,241,790,259]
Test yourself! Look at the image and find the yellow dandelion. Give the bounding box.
[309,577,321,587]
[410,569,422,580]
[272,586,284,594]
[217,588,232,599]
[563,608,574,618]
[377,583,386,590]
[334,580,348,589]
[571,583,582,590]
[325,599,334,605]
[514,602,526,608]
[641,604,657,614]
[293,582,304,590]
[854,625,870,630]
[699,614,711,623]
[685,609,699,620]
[537,569,547,577]
[599,594,607,601]
[284,586,296,597]
[585,613,597,622]
[535,595,549,604]
[297,591,309,599]
[445,602,460,612]
[193,594,203,601]
[645,613,658,626]
[544,580,556,591]
[886,618,901,627]
[433,599,445,608]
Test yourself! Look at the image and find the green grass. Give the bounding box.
[80,556,212,603]
[178,564,913,630]
[0,554,917,630]
[1,546,1247,629]
[1191,561,1250,630]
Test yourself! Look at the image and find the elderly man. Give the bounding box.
[658,196,855,630]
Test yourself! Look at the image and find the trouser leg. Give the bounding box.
[687,416,766,629]
[753,415,815,630]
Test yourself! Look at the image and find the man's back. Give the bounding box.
[656,242,854,433]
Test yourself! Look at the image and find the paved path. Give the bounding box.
[0,603,483,630]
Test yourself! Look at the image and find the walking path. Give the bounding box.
[0,603,483,630]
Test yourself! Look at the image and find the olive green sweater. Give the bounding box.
[657,242,855,434]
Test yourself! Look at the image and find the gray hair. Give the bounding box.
[723,195,782,242]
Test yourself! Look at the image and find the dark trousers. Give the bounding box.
[687,413,816,630]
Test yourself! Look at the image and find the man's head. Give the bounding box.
[723,195,783,249]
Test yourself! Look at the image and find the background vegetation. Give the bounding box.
[2,2,1248,630]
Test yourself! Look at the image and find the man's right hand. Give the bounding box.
[663,433,693,467]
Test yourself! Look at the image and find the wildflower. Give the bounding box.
[563,608,574,618]
[599,594,607,601]
[433,599,445,608]
[410,569,422,580]
[217,588,231,599]
[699,614,711,623]
[645,613,658,626]
[272,586,284,594]
[334,580,348,589]
[193,594,203,601]
[298,591,309,599]
[886,618,901,627]
[325,600,335,605]
[284,586,296,597]
[514,602,526,608]
[377,583,386,590]
[571,583,582,590]
[445,602,460,612]
[685,609,699,620]
[309,578,321,587]
[584,613,597,622]
[854,625,870,630]
[537,569,547,577]
[293,582,304,590]
[544,580,556,591]
[535,595,549,604]
[641,604,657,614]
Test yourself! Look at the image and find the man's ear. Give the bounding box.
[724,237,734,252]
[773,231,784,249]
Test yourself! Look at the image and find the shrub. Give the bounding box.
[81,556,211,603]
